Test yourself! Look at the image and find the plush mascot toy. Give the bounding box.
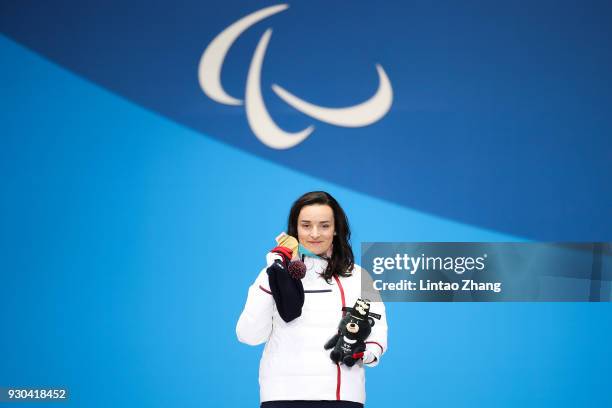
[324,299,376,367]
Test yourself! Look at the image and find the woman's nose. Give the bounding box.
[310,227,320,238]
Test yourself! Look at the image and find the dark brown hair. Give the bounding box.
[287,191,354,282]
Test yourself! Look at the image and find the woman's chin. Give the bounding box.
[313,247,331,257]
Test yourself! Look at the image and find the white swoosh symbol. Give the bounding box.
[246,29,314,149]
[271,64,393,127]
[198,4,289,106]
[198,3,394,149]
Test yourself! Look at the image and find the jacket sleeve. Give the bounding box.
[236,268,275,346]
[358,265,388,367]
[364,300,388,367]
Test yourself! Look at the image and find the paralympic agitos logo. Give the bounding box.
[198,4,393,149]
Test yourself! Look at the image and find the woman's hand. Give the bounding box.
[351,350,377,364]
[266,232,290,267]
[266,251,284,268]
[362,350,377,364]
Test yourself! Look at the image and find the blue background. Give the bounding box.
[1,1,611,407]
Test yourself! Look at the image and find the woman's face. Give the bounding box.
[297,204,335,256]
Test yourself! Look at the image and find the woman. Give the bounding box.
[236,191,388,408]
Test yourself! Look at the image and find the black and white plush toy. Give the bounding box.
[324,298,375,367]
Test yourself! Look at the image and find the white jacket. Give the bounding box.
[236,255,388,404]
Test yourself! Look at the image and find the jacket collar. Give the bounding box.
[298,243,320,259]
[302,254,328,275]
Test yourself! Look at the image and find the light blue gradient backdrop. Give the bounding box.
[1,32,610,408]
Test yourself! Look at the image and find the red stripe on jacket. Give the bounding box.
[332,274,346,400]
[333,275,346,316]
